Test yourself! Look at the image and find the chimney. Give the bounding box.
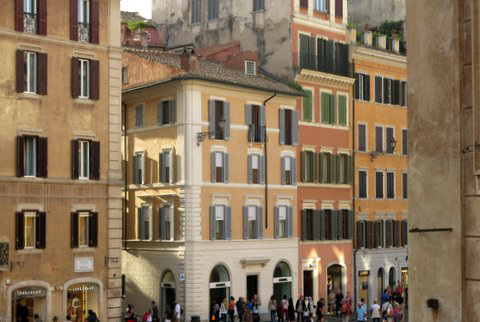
[376,34,387,50]
[364,31,372,47]
[348,28,357,44]
[181,49,198,72]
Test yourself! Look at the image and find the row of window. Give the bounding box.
[134,100,299,146]
[355,73,408,107]
[301,151,352,184]
[15,210,98,250]
[132,149,297,186]
[302,91,348,126]
[16,135,101,180]
[16,0,99,43]
[358,124,407,155]
[16,50,100,100]
[358,170,407,200]
[356,220,407,249]
[191,0,266,24]
[300,0,344,17]
[137,206,174,241]
[301,209,354,241]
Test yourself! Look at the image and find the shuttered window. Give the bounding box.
[71,0,99,43]
[385,220,393,247]
[366,221,374,248]
[383,78,392,104]
[335,0,343,17]
[137,206,152,240]
[159,149,174,184]
[245,60,256,76]
[337,95,347,126]
[402,173,408,199]
[374,76,383,103]
[400,81,408,107]
[281,156,296,185]
[248,154,265,184]
[356,220,366,248]
[210,205,232,240]
[70,211,98,248]
[208,0,218,20]
[321,93,335,125]
[402,129,407,155]
[300,0,308,9]
[301,151,317,183]
[386,172,395,199]
[279,109,298,146]
[15,0,47,35]
[354,73,370,101]
[71,139,100,180]
[209,100,230,140]
[243,206,263,240]
[157,100,175,125]
[393,220,400,247]
[16,210,46,250]
[132,152,145,184]
[71,57,99,99]
[16,135,47,178]
[16,50,47,95]
[211,151,229,183]
[191,0,201,23]
[134,104,144,128]
[158,205,174,241]
[401,220,408,246]
[336,153,352,184]
[301,209,316,241]
[358,170,367,198]
[274,206,293,239]
[375,126,383,152]
[374,220,384,248]
[358,124,366,152]
[386,127,395,154]
[245,104,265,142]
[302,90,313,122]
[320,152,334,183]
[375,171,384,199]
[338,209,353,240]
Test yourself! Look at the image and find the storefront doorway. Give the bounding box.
[209,265,231,307]
[273,262,292,303]
[377,268,384,302]
[161,271,176,316]
[67,283,99,322]
[401,267,408,287]
[388,267,396,288]
[246,275,258,302]
[303,270,313,298]
[358,271,369,306]
[327,264,343,294]
[12,287,47,322]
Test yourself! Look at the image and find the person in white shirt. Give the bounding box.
[174,303,181,322]
[370,300,381,322]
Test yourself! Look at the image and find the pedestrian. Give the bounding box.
[228,296,236,322]
[356,302,366,322]
[164,304,173,322]
[236,297,245,322]
[211,304,220,322]
[335,290,343,317]
[287,298,296,322]
[381,300,393,322]
[125,304,137,322]
[370,300,381,322]
[86,310,98,322]
[280,295,288,322]
[315,298,325,322]
[302,296,311,322]
[327,291,335,316]
[143,309,153,322]
[381,289,389,306]
[252,294,261,322]
[34,314,41,322]
[269,295,277,322]
[65,315,72,322]
[151,301,159,322]
[174,302,182,322]
[295,295,303,322]
[220,300,228,322]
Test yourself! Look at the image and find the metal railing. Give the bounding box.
[78,22,90,43]
[292,53,351,77]
[23,12,37,34]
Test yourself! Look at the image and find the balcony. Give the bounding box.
[23,12,37,34]
[293,52,350,77]
[78,22,90,43]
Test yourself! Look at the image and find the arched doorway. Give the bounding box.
[161,271,176,316]
[377,268,384,302]
[209,265,231,307]
[389,267,396,288]
[12,286,48,321]
[273,261,292,303]
[327,264,344,294]
[66,283,100,322]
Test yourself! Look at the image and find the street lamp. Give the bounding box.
[196,119,226,145]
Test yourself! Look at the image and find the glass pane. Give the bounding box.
[279,219,286,238]
[144,221,150,240]
[215,220,224,239]
[249,220,256,239]
[78,215,88,246]
[165,221,171,240]
[25,137,36,176]
[24,216,35,248]
[80,141,89,178]
[29,53,36,93]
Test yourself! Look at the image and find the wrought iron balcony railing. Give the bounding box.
[23,12,37,34]
[293,53,351,77]
[78,22,90,43]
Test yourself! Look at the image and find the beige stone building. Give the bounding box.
[121,49,301,318]
[0,0,122,320]
[407,0,480,320]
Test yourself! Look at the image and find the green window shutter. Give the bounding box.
[329,94,335,124]
[321,93,329,124]
[347,155,353,184]
[301,151,307,182]
[299,34,310,68]
[338,95,347,126]
[319,152,324,183]
[313,152,318,183]
[328,153,334,183]
[303,90,312,121]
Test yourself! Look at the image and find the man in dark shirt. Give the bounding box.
[86,310,98,322]
[335,290,344,317]
[152,301,159,321]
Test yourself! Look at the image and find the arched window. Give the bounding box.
[209,265,231,307]
[377,268,384,302]
[12,286,48,321]
[273,261,292,302]
[389,267,396,288]
[161,271,176,315]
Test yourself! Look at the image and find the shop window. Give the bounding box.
[12,287,47,321]
[67,283,100,321]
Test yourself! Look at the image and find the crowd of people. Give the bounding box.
[124,301,182,322]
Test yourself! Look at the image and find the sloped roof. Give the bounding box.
[123,48,302,97]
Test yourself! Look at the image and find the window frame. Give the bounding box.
[375,171,385,199]
[358,169,368,199]
[358,123,367,152]
[245,60,256,76]
[386,171,395,199]
[134,103,144,128]
[24,211,37,249]
[78,59,90,99]
[208,0,218,20]
[24,51,37,94]
[375,125,384,153]
[78,140,90,180]
[78,0,90,24]
[78,211,90,247]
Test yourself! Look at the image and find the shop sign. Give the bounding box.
[68,283,98,292]
[15,287,46,299]
[74,257,94,273]
[179,272,185,281]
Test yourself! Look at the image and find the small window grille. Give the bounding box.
[245,61,256,76]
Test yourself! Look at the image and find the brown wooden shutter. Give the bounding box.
[37,137,48,178]
[90,141,100,180]
[335,0,343,17]
[91,0,99,44]
[16,50,25,93]
[70,212,79,248]
[89,212,98,247]
[70,0,78,41]
[36,211,46,249]
[393,220,400,247]
[15,211,25,249]
[16,136,25,177]
[356,221,363,248]
[71,140,79,179]
[37,53,48,95]
[90,59,99,100]
[38,0,47,35]
[71,57,79,98]
[15,0,24,32]
[367,221,374,249]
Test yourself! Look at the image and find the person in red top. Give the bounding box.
[228,296,235,322]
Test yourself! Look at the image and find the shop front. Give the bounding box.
[12,287,47,321]
[66,283,100,322]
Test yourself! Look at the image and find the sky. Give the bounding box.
[120,0,152,19]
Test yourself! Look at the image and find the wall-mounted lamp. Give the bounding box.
[196,119,226,145]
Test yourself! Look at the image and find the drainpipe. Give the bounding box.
[122,102,128,251]
[352,59,358,306]
[263,93,277,229]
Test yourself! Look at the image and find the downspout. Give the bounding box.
[352,59,357,306]
[263,93,277,229]
[122,102,128,251]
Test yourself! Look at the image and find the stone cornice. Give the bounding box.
[295,69,355,87]
[352,45,407,67]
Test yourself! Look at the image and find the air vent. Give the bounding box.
[245,60,256,76]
